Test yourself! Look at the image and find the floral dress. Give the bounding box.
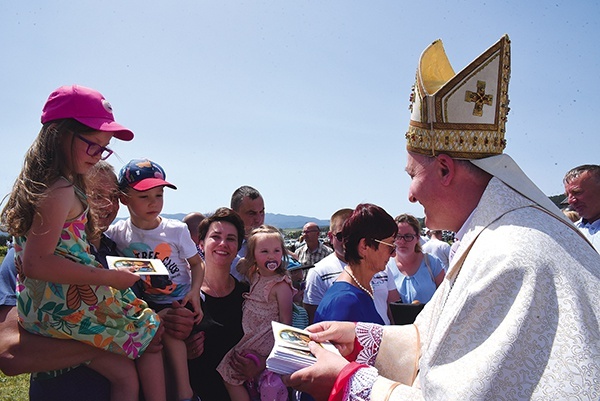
[15,203,159,360]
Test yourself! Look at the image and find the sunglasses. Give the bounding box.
[76,134,113,160]
[373,238,397,254]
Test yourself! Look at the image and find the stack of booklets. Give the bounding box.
[266,321,340,375]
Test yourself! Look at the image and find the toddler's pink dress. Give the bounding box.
[217,272,295,401]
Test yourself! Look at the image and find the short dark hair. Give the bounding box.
[342,203,397,265]
[198,207,245,251]
[230,186,262,212]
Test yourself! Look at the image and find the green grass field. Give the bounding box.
[0,373,29,400]
[0,254,29,400]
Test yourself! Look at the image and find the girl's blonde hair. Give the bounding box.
[1,119,98,237]
[237,225,289,281]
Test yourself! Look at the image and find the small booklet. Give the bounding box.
[266,321,341,375]
[106,256,169,275]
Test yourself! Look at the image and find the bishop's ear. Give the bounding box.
[436,154,455,185]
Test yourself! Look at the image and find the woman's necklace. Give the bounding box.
[344,267,374,299]
[204,275,231,298]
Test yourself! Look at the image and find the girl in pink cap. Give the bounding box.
[1,85,166,401]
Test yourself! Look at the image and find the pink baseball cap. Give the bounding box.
[41,85,134,141]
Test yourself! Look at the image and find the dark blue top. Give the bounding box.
[0,247,17,307]
[314,281,384,325]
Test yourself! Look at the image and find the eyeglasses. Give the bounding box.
[334,232,343,241]
[76,135,113,160]
[395,234,416,242]
[373,239,396,254]
[302,229,319,235]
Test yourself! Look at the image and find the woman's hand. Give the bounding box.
[307,321,357,357]
[282,341,350,401]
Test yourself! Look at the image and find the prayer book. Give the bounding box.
[106,256,169,275]
[266,321,340,375]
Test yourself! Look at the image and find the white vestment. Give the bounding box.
[359,178,600,400]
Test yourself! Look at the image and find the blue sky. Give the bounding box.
[1,1,598,221]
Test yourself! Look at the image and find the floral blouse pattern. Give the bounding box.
[15,207,159,360]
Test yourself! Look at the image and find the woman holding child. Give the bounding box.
[187,208,252,401]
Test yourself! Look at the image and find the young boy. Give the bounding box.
[107,158,203,401]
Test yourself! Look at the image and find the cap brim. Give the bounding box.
[75,117,134,141]
[129,178,177,192]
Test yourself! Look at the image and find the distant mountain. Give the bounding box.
[264,213,329,229]
[116,213,329,230]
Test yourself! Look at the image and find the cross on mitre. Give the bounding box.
[465,80,493,117]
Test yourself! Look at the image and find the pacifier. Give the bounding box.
[266,261,280,271]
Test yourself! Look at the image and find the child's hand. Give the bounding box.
[181,291,203,324]
[109,269,141,290]
[231,351,266,381]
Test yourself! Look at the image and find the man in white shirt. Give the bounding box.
[563,164,600,251]
[421,229,451,270]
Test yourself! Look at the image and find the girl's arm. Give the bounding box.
[272,280,294,325]
[22,184,139,290]
[181,254,204,323]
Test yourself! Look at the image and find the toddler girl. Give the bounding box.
[1,85,164,401]
[217,225,295,401]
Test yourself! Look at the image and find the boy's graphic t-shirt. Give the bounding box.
[106,217,198,305]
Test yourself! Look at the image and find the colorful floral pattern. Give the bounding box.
[15,209,159,360]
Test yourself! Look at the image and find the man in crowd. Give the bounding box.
[183,212,206,255]
[563,164,600,251]
[302,209,351,323]
[229,185,265,281]
[421,229,451,271]
[295,222,332,267]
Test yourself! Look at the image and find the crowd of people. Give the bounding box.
[0,33,599,401]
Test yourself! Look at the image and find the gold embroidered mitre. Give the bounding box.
[406,35,511,159]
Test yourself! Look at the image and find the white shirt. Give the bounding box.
[575,218,600,252]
